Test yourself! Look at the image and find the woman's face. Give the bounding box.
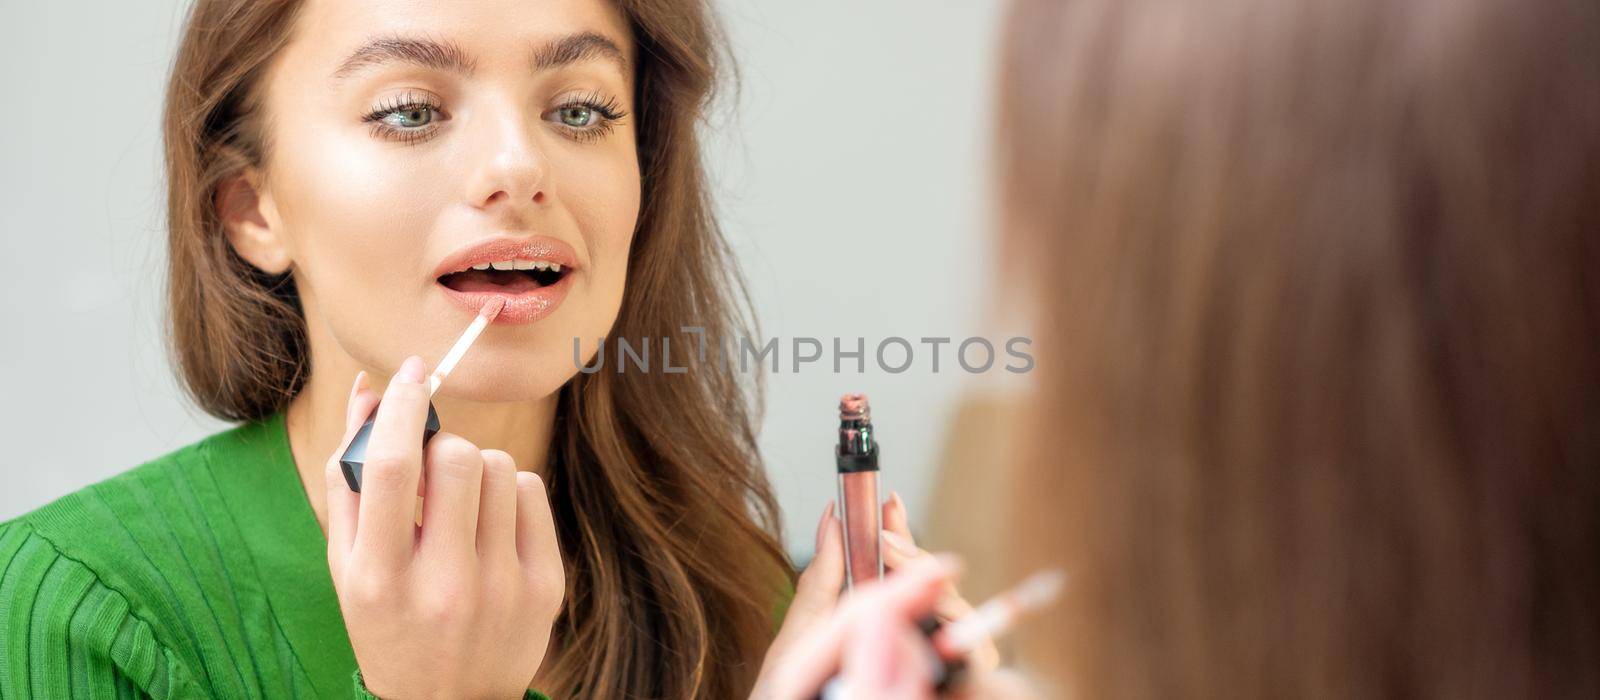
[252,0,639,400]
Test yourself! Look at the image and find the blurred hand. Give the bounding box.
[754,551,1041,700]
[323,357,565,698]
[880,492,1002,672]
[751,492,1041,700]
[753,553,953,699]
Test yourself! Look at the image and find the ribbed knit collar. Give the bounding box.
[205,409,355,699]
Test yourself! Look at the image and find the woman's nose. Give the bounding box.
[465,109,550,211]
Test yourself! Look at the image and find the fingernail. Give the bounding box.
[345,371,368,426]
[815,501,835,551]
[890,491,905,513]
[881,529,914,554]
[395,356,425,384]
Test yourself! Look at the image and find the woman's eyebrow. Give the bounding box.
[329,32,629,83]
[532,32,629,74]
[331,35,475,81]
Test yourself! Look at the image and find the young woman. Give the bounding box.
[0,0,945,696]
[764,0,1600,695]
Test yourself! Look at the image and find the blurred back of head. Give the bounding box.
[996,0,1600,696]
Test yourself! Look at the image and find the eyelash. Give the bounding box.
[360,89,629,146]
[557,90,628,144]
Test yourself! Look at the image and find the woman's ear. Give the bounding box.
[216,167,293,275]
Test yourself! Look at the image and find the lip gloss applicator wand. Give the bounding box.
[814,568,1067,699]
[338,297,505,492]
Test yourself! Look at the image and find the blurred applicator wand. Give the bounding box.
[338,297,505,492]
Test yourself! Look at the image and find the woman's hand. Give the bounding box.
[752,501,847,699]
[752,494,998,698]
[324,356,565,699]
[880,493,1002,672]
[756,555,954,699]
[755,552,1040,700]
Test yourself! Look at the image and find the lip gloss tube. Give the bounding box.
[338,298,503,492]
[835,393,882,589]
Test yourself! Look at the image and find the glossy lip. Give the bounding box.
[431,235,581,278]
[434,235,580,325]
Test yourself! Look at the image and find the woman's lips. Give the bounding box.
[432,235,580,279]
[437,271,573,324]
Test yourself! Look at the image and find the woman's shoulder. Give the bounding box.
[0,514,211,697]
[0,425,261,697]
[1,429,221,567]
[0,416,281,588]
[0,442,226,697]
[0,425,224,590]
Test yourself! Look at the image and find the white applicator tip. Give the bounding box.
[480,297,506,321]
[427,297,505,396]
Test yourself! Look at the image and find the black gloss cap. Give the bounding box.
[339,401,441,492]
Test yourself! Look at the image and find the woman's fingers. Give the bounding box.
[769,556,955,697]
[880,529,922,567]
[355,355,431,570]
[884,490,914,540]
[881,530,975,619]
[326,371,378,574]
[514,471,563,604]
[476,449,519,562]
[752,503,845,700]
[880,492,926,573]
[880,493,999,670]
[791,503,845,620]
[345,370,372,428]
[880,493,933,577]
[838,605,936,699]
[418,431,485,560]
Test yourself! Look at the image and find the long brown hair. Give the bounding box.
[162,1,791,696]
[998,0,1600,696]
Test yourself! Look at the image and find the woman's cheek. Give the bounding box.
[283,137,445,274]
[271,145,447,363]
[558,145,639,268]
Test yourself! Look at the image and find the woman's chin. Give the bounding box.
[430,369,575,405]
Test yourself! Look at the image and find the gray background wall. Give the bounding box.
[0,0,1009,558]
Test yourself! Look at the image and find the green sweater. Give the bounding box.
[0,411,548,699]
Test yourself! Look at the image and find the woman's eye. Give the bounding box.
[557,105,596,128]
[361,94,448,145]
[381,105,436,129]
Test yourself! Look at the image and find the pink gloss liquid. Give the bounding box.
[839,470,882,588]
